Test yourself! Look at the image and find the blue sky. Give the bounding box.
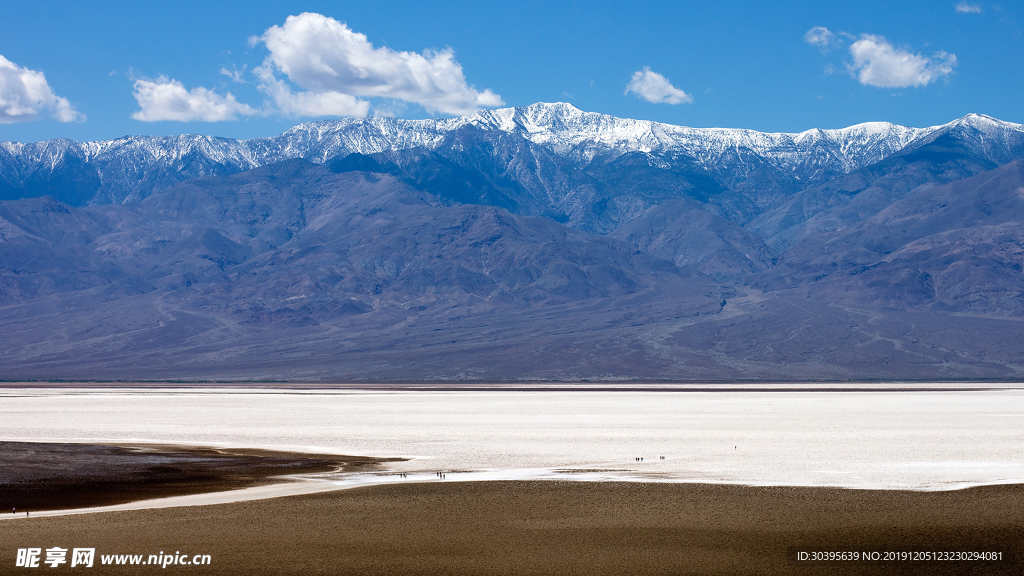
[1,0,1021,143]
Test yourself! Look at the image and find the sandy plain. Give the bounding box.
[2,475,1022,575]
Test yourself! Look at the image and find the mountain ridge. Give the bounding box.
[3,104,1021,207]
[3,105,1024,380]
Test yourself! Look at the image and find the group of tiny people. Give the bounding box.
[393,472,446,479]
[13,507,27,517]
[398,455,669,480]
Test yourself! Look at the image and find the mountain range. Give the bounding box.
[2,103,1023,381]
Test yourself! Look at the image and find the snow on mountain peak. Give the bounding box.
[2,104,1022,206]
[941,113,1024,142]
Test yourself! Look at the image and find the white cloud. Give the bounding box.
[956,2,982,13]
[0,54,84,123]
[804,26,836,50]
[624,67,693,105]
[131,76,258,122]
[848,35,956,88]
[255,12,503,117]
[369,99,409,118]
[253,65,368,118]
[219,65,247,84]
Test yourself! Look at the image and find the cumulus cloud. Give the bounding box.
[254,12,503,117]
[0,54,84,123]
[624,67,693,105]
[848,35,957,88]
[956,2,982,13]
[804,26,836,50]
[131,76,258,122]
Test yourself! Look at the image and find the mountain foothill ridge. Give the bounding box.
[1,103,1024,381]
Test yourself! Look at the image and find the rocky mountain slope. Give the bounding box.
[2,104,1024,381]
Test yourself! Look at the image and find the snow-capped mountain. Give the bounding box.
[469,103,931,176]
[2,103,1022,207]
[5,104,1024,381]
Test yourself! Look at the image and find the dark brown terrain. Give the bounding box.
[0,442,397,512]
[2,479,1021,575]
